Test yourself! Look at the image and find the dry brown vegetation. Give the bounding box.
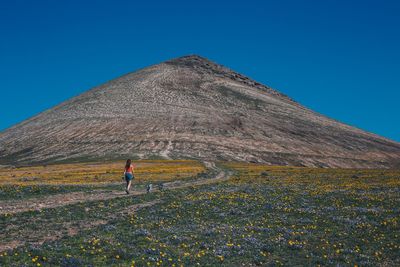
[0,160,205,185]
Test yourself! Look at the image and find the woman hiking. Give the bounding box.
[123,159,135,194]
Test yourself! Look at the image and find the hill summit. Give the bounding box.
[1,55,399,168]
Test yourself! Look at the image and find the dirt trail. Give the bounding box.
[0,164,230,252]
[0,164,230,215]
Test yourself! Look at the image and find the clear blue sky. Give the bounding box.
[0,0,399,142]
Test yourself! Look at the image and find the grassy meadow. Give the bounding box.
[0,160,399,266]
[0,160,206,200]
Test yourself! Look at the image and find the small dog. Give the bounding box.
[146,183,153,193]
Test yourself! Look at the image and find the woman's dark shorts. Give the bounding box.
[125,173,134,181]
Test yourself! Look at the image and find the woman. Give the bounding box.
[123,159,135,194]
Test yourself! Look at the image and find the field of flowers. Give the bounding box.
[0,160,206,200]
[0,160,206,185]
[0,161,399,266]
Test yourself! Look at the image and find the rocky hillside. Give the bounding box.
[1,55,399,168]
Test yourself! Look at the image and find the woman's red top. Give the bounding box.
[125,164,134,173]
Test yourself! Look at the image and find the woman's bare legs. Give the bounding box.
[126,180,132,192]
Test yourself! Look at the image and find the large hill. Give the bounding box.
[1,55,399,168]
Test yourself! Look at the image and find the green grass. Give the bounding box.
[0,162,399,266]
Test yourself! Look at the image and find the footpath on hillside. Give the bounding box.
[0,162,229,215]
[0,162,232,252]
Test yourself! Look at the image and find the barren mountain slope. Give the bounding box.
[1,55,399,168]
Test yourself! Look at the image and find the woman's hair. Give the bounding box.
[125,159,132,169]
